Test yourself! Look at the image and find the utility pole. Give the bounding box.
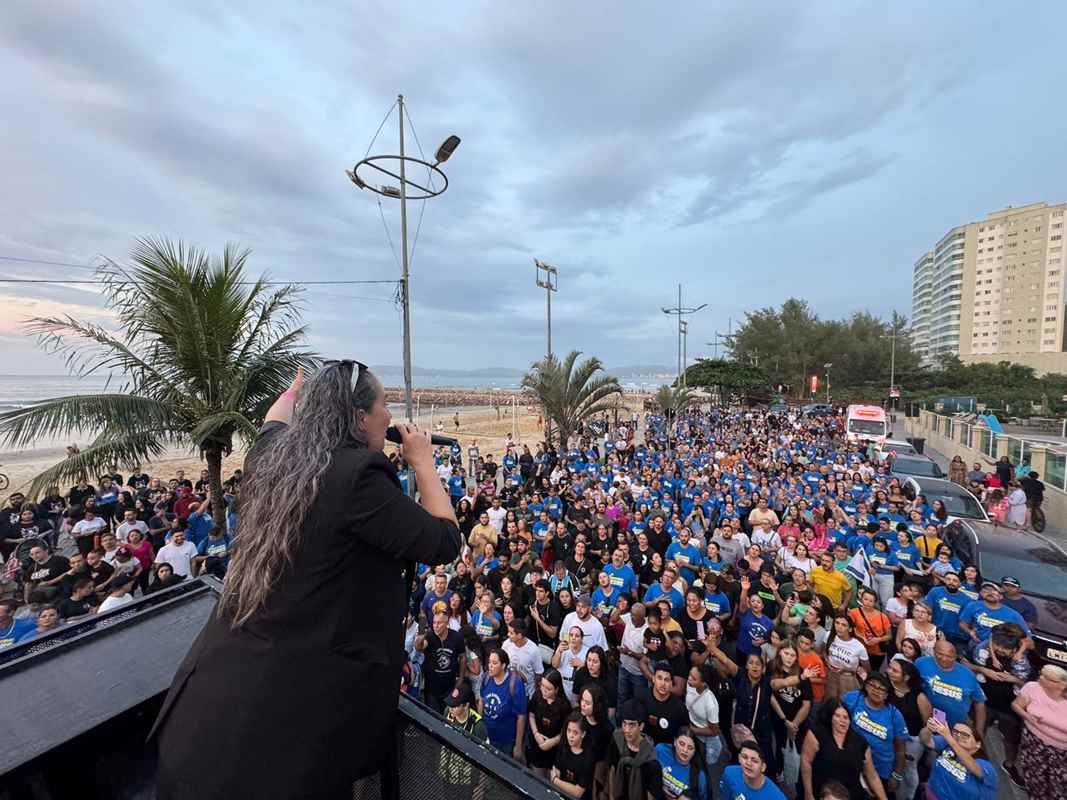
[824,362,833,404]
[889,330,897,410]
[661,284,706,386]
[680,320,689,385]
[535,259,559,442]
[396,95,414,420]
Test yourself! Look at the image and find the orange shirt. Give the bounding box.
[798,650,827,702]
[848,607,892,657]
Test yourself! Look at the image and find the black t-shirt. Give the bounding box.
[637,688,688,745]
[88,560,114,587]
[40,495,67,518]
[24,555,70,584]
[15,520,53,546]
[646,526,670,556]
[58,597,95,619]
[772,676,813,722]
[424,628,465,696]
[554,746,595,799]
[531,599,564,647]
[529,694,571,742]
[68,485,96,508]
[566,556,596,587]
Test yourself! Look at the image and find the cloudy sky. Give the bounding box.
[2,1,1066,376]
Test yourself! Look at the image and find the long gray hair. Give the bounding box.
[220,362,380,627]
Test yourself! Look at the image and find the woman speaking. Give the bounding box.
[151,361,462,799]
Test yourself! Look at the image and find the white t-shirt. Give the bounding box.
[558,644,589,703]
[825,636,868,672]
[155,540,198,577]
[72,517,107,540]
[98,593,135,613]
[560,611,608,651]
[487,506,508,532]
[619,613,648,675]
[686,685,720,728]
[115,520,149,543]
[503,638,544,697]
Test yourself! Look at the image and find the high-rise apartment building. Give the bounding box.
[911,202,1067,373]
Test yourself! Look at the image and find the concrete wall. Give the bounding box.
[959,350,1067,376]
[905,410,1067,531]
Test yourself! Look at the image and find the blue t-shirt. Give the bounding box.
[925,587,967,638]
[656,743,707,800]
[196,535,231,563]
[602,563,637,596]
[643,584,684,616]
[665,542,702,583]
[447,476,465,498]
[421,589,454,621]
[480,672,527,748]
[959,601,1031,642]
[891,542,922,572]
[842,690,909,778]
[1,618,37,649]
[718,765,786,800]
[185,510,213,546]
[915,657,987,726]
[591,586,619,617]
[927,736,997,800]
[703,591,731,617]
[737,610,773,656]
[471,608,502,641]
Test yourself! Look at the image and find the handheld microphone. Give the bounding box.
[385,425,458,448]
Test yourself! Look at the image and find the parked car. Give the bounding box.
[769,402,789,414]
[875,438,919,462]
[889,454,945,480]
[801,403,835,417]
[942,521,1067,669]
[899,476,988,524]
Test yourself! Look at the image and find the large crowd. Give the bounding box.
[2,406,1067,800]
[403,407,1067,800]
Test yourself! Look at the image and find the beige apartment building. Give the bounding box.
[911,201,1067,374]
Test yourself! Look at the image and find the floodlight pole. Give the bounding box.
[397,95,414,421]
[661,284,706,387]
[535,259,559,442]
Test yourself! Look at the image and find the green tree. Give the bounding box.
[655,384,695,419]
[522,351,622,446]
[0,238,314,527]
[684,359,769,398]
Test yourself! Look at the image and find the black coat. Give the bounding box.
[152,423,462,799]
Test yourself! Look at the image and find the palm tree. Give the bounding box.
[0,238,314,528]
[522,351,622,447]
[655,384,695,420]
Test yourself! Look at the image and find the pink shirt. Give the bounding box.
[1020,680,1067,750]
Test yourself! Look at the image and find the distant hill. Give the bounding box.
[605,364,676,377]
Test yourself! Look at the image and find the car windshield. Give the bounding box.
[924,486,986,520]
[848,419,886,435]
[893,458,944,478]
[979,545,1067,599]
[884,443,917,456]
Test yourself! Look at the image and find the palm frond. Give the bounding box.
[23,430,170,498]
[0,394,172,449]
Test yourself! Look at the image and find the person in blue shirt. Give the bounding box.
[479,647,527,758]
[916,641,987,729]
[656,729,708,800]
[643,569,684,618]
[665,529,702,585]
[890,528,923,578]
[185,502,214,547]
[736,579,773,659]
[920,717,998,800]
[1000,576,1038,626]
[447,472,466,504]
[590,571,619,621]
[194,527,231,578]
[0,600,37,649]
[601,549,638,598]
[926,572,969,647]
[719,741,786,800]
[842,675,909,790]
[959,581,1031,652]
[699,571,732,624]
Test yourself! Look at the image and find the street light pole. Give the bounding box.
[535,259,559,442]
[889,331,897,410]
[346,95,460,424]
[824,362,832,404]
[397,95,413,421]
[661,284,706,386]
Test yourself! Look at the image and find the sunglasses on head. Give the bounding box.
[323,359,369,389]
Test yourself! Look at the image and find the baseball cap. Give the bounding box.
[1001,576,1021,588]
[980,579,1001,591]
[444,683,475,708]
[576,594,592,606]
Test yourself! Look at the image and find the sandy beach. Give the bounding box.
[0,395,645,495]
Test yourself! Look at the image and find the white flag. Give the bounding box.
[843,548,874,589]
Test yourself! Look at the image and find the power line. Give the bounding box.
[0,255,100,271]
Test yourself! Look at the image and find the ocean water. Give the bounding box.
[0,373,525,413]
